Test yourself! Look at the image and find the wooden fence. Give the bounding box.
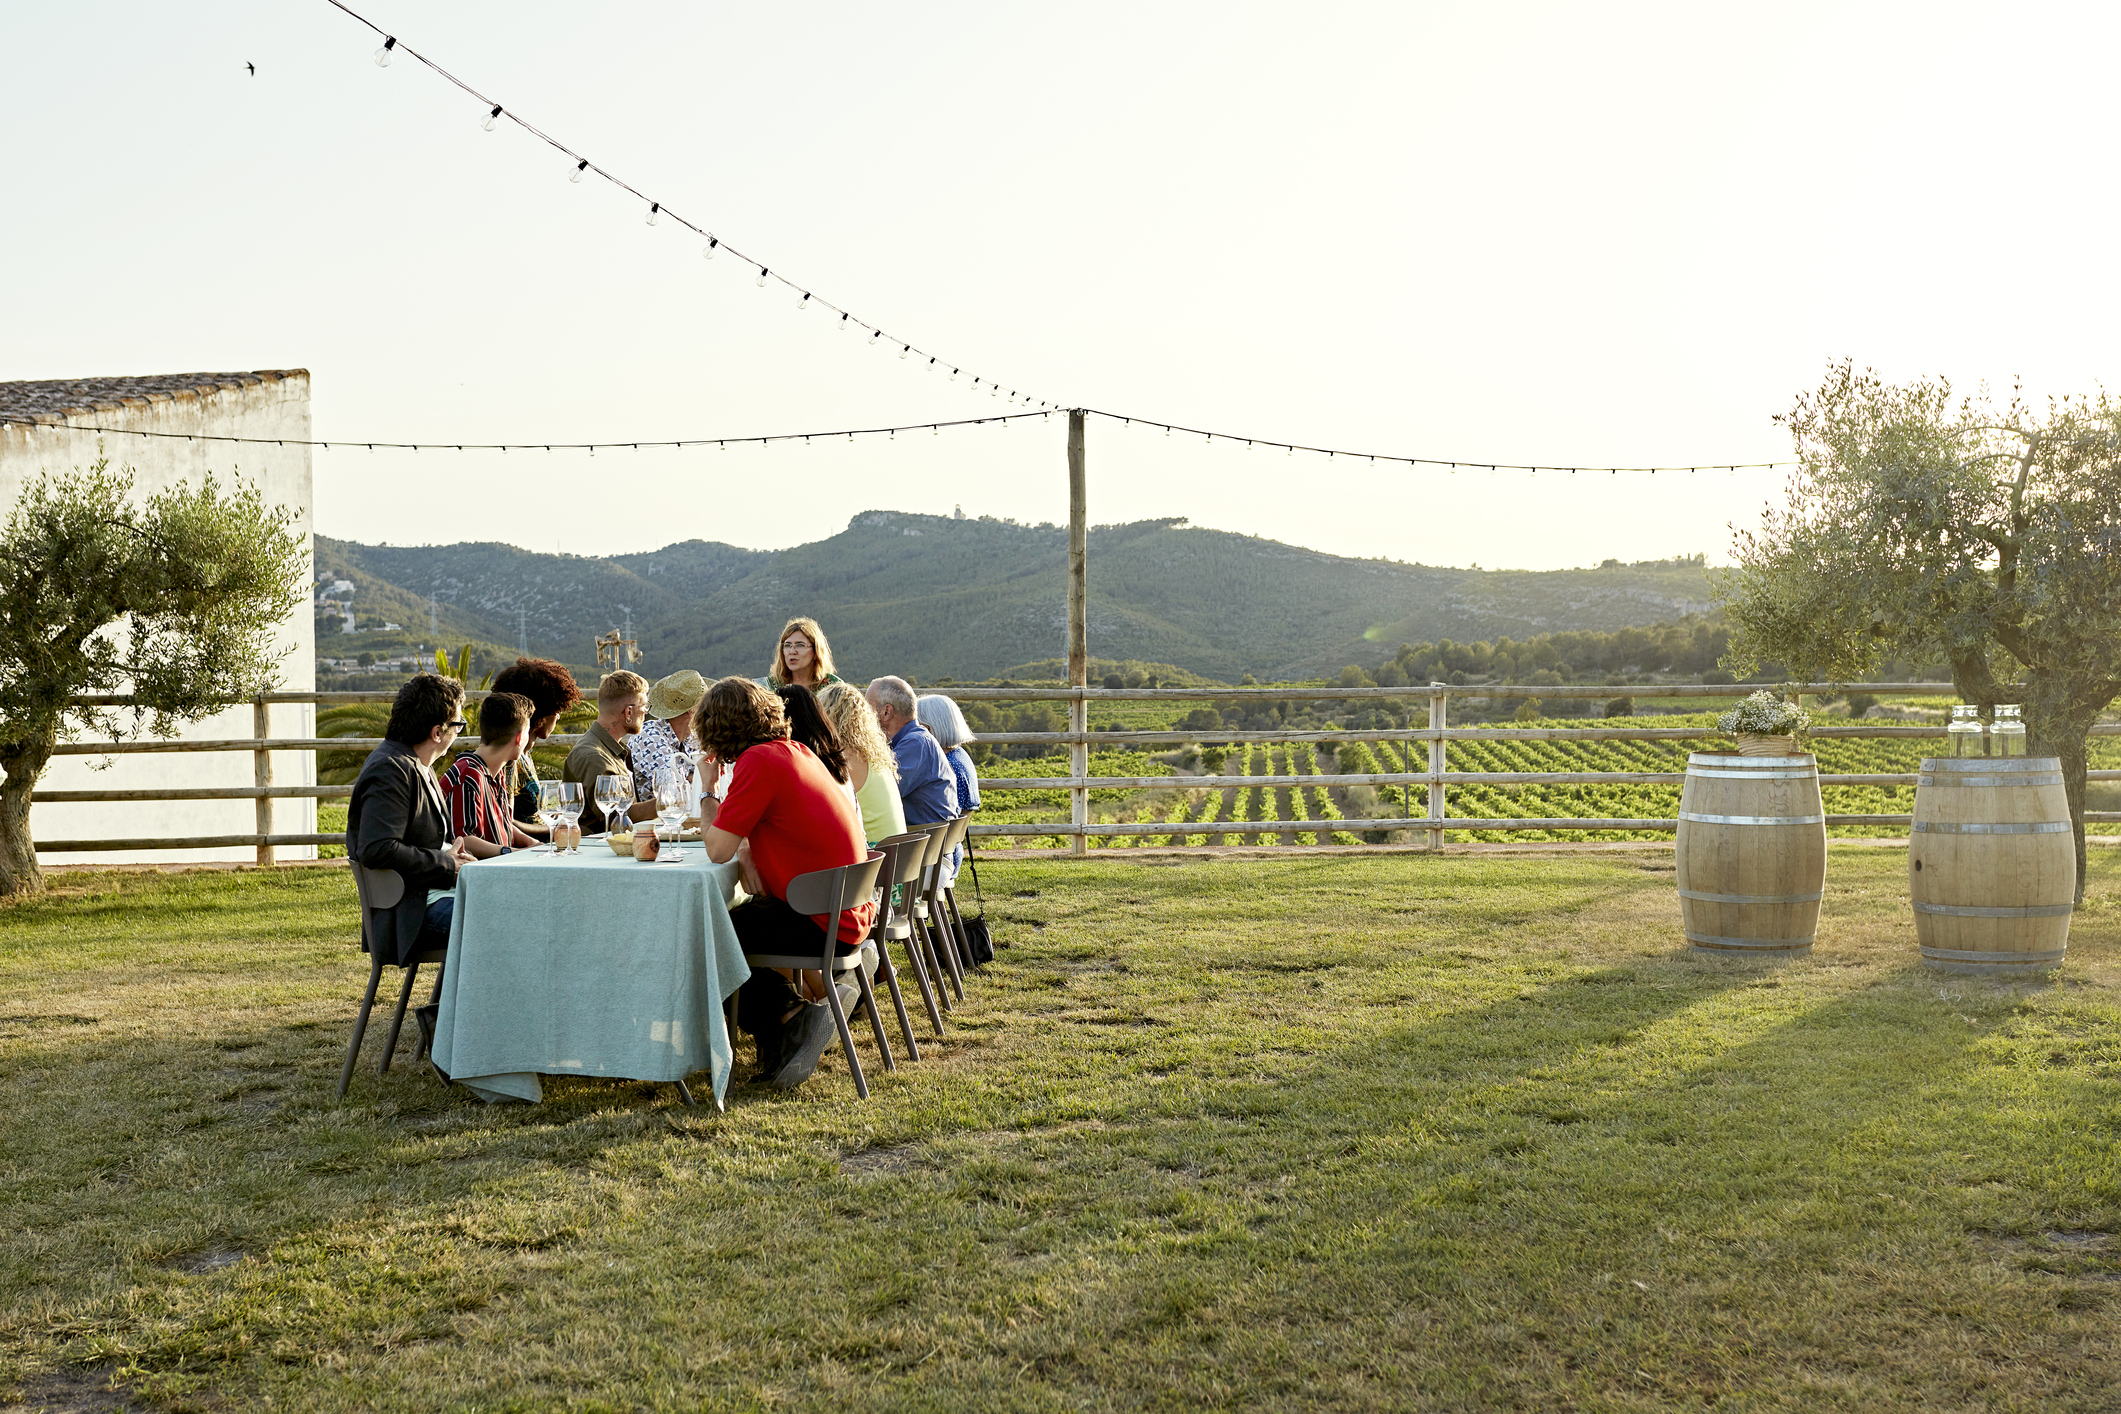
[35,683,2121,861]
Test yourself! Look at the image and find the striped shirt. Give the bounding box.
[439,751,514,848]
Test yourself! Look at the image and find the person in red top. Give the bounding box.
[438,691,541,856]
[696,676,876,1088]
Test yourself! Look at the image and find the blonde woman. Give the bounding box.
[817,681,905,847]
[763,617,842,691]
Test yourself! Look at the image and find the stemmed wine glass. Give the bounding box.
[557,781,583,854]
[535,779,564,854]
[654,766,688,860]
[594,773,630,836]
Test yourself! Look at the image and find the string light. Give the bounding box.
[797,292,812,311]
[325,0,1046,412]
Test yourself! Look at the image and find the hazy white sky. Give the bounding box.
[6,2,2115,569]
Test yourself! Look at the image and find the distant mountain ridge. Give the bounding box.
[316,513,1715,684]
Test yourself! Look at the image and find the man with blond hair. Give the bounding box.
[564,669,659,833]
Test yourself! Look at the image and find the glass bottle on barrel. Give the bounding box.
[1992,704,2027,757]
[1947,704,1985,757]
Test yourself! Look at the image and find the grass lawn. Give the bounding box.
[3,848,2120,1411]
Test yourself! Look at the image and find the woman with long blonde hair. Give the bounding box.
[764,617,842,691]
[817,681,904,847]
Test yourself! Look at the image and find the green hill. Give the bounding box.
[317,515,1716,684]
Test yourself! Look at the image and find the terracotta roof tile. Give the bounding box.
[0,370,308,423]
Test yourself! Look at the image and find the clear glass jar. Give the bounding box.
[1947,704,1985,757]
[1992,703,2026,757]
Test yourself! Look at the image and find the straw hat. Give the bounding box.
[647,669,708,720]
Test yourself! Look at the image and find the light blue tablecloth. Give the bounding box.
[430,844,750,1107]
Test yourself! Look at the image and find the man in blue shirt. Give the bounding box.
[866,675,959,824]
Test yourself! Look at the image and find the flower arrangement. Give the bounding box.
[1716,690,1810,742]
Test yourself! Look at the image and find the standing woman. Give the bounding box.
[817,681,905,848]
[764,617,843,692]
[485,656,585,839]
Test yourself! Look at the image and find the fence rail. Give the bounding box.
[35,683,2121,856]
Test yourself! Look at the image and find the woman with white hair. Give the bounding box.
[916,693,980,886]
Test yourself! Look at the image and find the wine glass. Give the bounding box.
[594,773,629,836]
[535,779,564,853]
[557,781,583,854]
[654,766,688,860]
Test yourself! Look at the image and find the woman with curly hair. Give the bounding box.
[763,616,842,691]
[697,676,876,1089]
[817,681,904,848]
[486,656,585,835]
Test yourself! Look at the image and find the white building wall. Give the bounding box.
[0,372,317,865]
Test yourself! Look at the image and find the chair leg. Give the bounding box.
[897,929,946,1035]
[853,963,895,1073]
[925,899,966,1001]
[822,976,869,1100]
[873,941,922,1060]
[418,959,448,1063]
[337,955,386,1099]
[378,962,421,1076]
[675,1078,696,1107]
[914,911,958,1009]
[943,887,974,970]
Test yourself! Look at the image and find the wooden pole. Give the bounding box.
[253,696,275,867]
[1426,684,1447,852]
[1068,409,1089,858]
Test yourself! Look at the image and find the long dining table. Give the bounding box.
[429,841,752,1107]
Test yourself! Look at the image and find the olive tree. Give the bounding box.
[0,458,307,898]
[1716,363,2121,901]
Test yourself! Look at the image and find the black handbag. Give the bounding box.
[957,843,997,964]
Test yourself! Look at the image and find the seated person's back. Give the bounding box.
[865,675,958,825]
[347,674,473,964]
[439,690,540,857]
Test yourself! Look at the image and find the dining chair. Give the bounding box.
[336,862,448,1098]
[746,850,889,1099]
[934,815,980,971]
[911,821,965,1003]
[874,831,944,1040]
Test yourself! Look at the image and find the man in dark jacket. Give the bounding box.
[348,674,474,965]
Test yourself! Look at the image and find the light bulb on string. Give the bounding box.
[950,369,958,380]
[374,36,396,65]
[900,345,910,360]
[839,313,850,332]
[571,159,588,183]
[482,105,502,131]
[797,292,812,312]
[646,203,660,227]
[870,330,883,346]
[703,237,718,259]
[756,267,769,287]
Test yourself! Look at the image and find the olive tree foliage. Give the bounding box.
[1716,364,2121,901]
[0,458,307,898]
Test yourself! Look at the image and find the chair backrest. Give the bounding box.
[873,832,928,932]
[938,815,971,855]
[913,820,950,874]
[784,851,887,940]
[350,862,404,958]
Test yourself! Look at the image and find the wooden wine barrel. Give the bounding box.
[1911,757,2074,975]
[1676,752,1826,955]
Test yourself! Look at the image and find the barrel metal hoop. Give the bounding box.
[1679,811,1826,826]
[1685,930,1815,949]
[1918,757,2062,772]
[1917,772,2064,788]
[1687,753,1812,767]
[1685,767,1818,780]
[1680,888,1824,905]
[1911,820,2070,835]
[1912,901,2075,919]
[1919,945,2068,963]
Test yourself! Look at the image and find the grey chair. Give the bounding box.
[745,850,890,1099]
[875,831,944,1040]
[935,815,979,970]
[336,862,447,1098]
[910,821,965,1003]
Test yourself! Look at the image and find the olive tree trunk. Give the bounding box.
[0,732,53,898]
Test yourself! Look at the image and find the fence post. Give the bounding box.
[1426,684,1447,852]
[1067,409,1089,857]
[253,695,274,868]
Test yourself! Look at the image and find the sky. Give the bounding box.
[6,2,2118,570]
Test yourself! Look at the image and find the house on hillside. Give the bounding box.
[0,371,317,865]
